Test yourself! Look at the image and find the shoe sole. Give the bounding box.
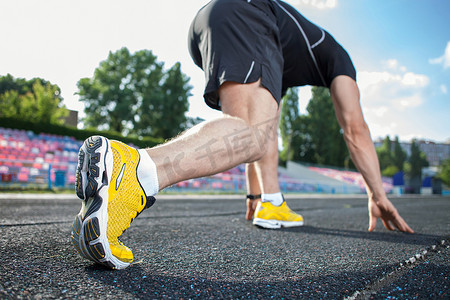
[71,136,130,270]
[253,218,304,229]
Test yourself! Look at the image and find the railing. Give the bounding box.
[0,159,77,189]
[0,128,367,194]
[0,158,365,194]
[166,173,364,194]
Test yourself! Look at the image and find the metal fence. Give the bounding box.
[0,127,366,194]
[0,157,365,194]
[0,161,77,189]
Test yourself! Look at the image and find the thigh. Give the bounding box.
[219,80,279,126]
[218,80,279,158]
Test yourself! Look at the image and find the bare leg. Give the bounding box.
[245,163,261,220]
[244,117,280,219]
[252,111,281,195]
[146,80,279,190]
[246,163,261,195]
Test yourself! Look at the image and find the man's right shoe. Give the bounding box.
[253,200,304,229]
[71,136,155,269]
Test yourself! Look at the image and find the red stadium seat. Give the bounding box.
[17,173,29,182]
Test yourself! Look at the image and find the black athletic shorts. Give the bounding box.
[188,0,356,111]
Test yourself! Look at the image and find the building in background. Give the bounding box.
[62,109,78,128]
[374,138,450,194]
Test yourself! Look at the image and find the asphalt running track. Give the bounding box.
[0,193,448,299]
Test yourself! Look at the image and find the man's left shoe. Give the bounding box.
[253,201,304,229]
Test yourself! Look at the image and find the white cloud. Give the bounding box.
[296,60,432,141]
[440,84,448,94]
[402,72,429,87]
[361,115,398,137]
[356,70,428,97]
[372,106,388,117]
[429,41,450,69]
[297,86,313,114]
[357,71,395,91]
[287,0,338,9]
[395,95,423,110]
[357,63,429,103]
[357,61,430,139]
[384,59,399,70]
[382,59,406,72]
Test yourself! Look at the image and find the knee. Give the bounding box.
[251,146,267,162]
[211,114,276,163]
[247,129,276,162]
[248,121,279,162]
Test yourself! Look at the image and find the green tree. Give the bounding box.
[305,86,347,167]
[404,139,429,193]
[0,74,63,102]
[376,135,407,177]
[279,88,314,164]
[0,75,67,124]
[134,62,191,139]
[0,74,27,95]
[291,115,314,162]
[393,136,407,171]
[0,90,21,117]
[77,48,192,139]
[185,116,205,129]
[280,88,300,163]
[437,158,450,186]
[407,139,429,178]
[26,81,68,124]
[376,135,393,171]
[376,135,397,176]
[382,165,399,177]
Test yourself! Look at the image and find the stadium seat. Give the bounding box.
[17,173,29,182]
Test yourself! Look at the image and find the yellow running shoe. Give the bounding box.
[252,200,304,229]
[71,136,156,269]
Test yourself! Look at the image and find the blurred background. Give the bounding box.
[1,0,449,195]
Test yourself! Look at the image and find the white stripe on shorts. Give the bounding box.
[244,61,255,84]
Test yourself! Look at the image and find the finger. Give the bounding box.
[391,216,405,232]
[368,214,377,232]
[404,223,414,234]
[381,219,395,231]
[393,217,414,234]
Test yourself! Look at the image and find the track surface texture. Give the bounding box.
[0,193,448,299]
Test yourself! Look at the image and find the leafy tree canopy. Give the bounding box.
[393,136,407,171]
[280,87,300,163]
[407,139,429,178]
[279,87,349,168]
[376,135,407,177]
[437,158,450,186]
[77,47,192,139]
[305,86,348,167]
[0,74,67,124]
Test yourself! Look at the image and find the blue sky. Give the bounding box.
[1,0,449,142]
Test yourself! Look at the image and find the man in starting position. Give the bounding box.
[71,0,413,269]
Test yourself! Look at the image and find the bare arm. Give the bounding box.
[330,76,413,233]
